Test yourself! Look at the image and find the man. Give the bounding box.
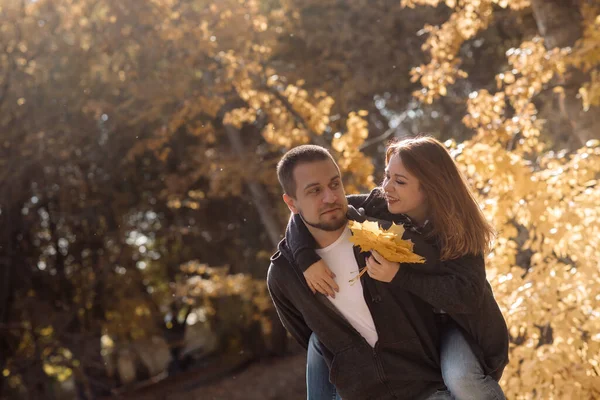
[267,145,451,400]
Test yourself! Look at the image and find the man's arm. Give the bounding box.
[267,264,312,349]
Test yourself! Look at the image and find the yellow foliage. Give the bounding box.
[451,112,600,400]
[332,111,375,193]
[42,348,74,382]
[579,70,600,111]
[406,1,600,396]
[463,38,569,153]
[408,0,493,103]
[570,7,600,111]
[223,108,257,129]
[347,220,425,264]
[178,260,273,335]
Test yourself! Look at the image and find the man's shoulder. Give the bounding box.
[267,241,295,283]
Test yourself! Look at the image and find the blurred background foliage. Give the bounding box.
[1,0,599,399]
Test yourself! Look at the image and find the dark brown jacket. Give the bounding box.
[268,195,448,399]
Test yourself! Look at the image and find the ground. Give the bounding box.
[120,348,308,400]
[194,352,307,400]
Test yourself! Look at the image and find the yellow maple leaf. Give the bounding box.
[347,220,426,264]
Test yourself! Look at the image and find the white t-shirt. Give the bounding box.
[316,227,379,347]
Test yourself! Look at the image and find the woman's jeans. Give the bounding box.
[306,324,506,400]
[440,322,506,400]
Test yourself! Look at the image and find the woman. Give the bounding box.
[286,136,509,400]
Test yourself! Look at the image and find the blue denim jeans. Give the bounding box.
[440,322,506,400]
[307,333,341,400]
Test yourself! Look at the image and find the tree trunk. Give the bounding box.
[0,249,13,398]
[530,0,600,145]
[530,0,582,49]
[222,122,288,355]
[223,124,283,249]
[22,359,57,400]
[0,199,25,397]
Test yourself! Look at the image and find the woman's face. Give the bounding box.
[382,153,429,224]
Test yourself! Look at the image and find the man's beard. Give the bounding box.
[299,208,348,232]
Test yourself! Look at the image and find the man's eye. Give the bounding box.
[331,181,340,188]
[310,188,320,194]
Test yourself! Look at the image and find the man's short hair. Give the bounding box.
[276,145,338,198]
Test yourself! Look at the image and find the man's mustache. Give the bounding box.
[320,204,344,214]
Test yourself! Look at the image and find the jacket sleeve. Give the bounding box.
[390,245,487,314]
[284,213,321,272]
[285,199,373,272]
[284,192,371,272]
[347,193,370,208]
[399,228,441,270]
[267,264,312,349]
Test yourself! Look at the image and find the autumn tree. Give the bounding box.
[403,0,600,146]
[405,0,600,397]
[0,0,376,397]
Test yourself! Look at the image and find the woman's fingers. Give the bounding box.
[317,279,336,298]
[370,250,384,264]
[366,256,381,278]
[322,274,340,293]
[367,255,382,271]
[367,265,378,279]
[313,281,329,296]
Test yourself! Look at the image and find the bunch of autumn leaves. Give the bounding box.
[347,220,425,284]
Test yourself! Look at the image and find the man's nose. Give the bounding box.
[323,187,338,203]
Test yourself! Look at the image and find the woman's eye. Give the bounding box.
[396,181,405,185]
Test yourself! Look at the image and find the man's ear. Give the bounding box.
[283,193,299,214]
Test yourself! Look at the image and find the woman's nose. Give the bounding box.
[383,178,392,192]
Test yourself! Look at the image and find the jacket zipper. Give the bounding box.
[372,342,397,398]
[363,272,397,398]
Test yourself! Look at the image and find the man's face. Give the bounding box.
[284,160,348,232]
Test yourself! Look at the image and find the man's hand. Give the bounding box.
[303,259,339,298]
[366,250,400,283]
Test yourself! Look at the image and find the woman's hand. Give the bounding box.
[303,259,339,298]
[366,250,400,283]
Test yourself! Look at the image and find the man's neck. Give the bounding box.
[306,223,348,249]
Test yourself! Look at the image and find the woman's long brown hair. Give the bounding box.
[385,136,495,260]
